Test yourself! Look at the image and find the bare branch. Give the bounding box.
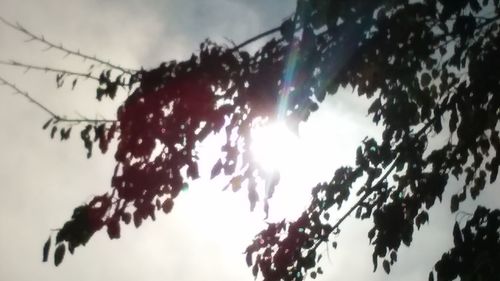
[0,75,116,124]
[0,60,99,81]
[0,16,138,75]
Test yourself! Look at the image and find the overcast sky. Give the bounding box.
[0,1,499,281]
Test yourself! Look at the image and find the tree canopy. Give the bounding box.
[1,0,500,280]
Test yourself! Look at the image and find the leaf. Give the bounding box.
[433,116,442,133]
[106,218,120,239]
[133,212,142,228]
[453,222,462,246]
[162,198,174,214]
[470,0,481,12]
[210,159,223,179]
[71,78,78,90]
[96,88,106,101]
[382,259,390,274]
[490,157,499,183]
[368,228,376,242]
[421,72,431,87]
[187,163,200,179]
[252,262,258,277]
[56,73,65,88]
[54,244,65,266]
[428,272,434,281]
[50,126,57,139]
[449,108,458,133]
[450,194,459,213]
[246,251,252,267]
[390,251,397,263]
[42,236,51,262]
[231,175,243,192]
[280,18,295,42]
[42,118,52,130]
[122,212,131,224]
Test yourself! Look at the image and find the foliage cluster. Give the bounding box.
[2,0,500,280]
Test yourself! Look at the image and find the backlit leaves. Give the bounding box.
[432,207,500,281]
[40,0,500,279]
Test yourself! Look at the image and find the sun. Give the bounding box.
[250,121,301,173]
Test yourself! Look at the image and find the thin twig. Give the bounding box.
[0,16,137,75]
[230,26,282,51]
[0,60,100,81]
[311,156,400,253]
[0,75,116,123]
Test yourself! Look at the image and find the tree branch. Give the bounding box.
[230,26,282,51]
[0,16,137,75]
[0,60,100,81]
[311,155,400,253]
[0,75,116,124]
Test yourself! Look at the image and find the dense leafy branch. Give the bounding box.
[3,0,500,280]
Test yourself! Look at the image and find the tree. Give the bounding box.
[1,0,500,280]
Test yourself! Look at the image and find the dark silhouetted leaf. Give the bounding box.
[71,78,78,90]
[54,244,65,266]
[383,259,390,274]
[280,18,295,42]
[210,159,223,179]
[421,73,431,87]
[453,222,462,246]
[42,118,52,130]
[50,126,57,139]
[42,236,50,262]
[450,195,459,213]
[162,198,174,214]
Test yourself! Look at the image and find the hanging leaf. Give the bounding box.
[54,244,65,266]
[42,118,53,130]
[162,198,174,214]
[50,126,57,139]
[122,212,131,224]
[42,236,51,262]
[453,222,462,246]
[450,194,459,213]
[210,159,223,179]
[382,259,390,274]
[71,78,78,90]
[245,251,252,267]
[106,218,121,239]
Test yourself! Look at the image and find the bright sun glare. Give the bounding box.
[251,122,301,172]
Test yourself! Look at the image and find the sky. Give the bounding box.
[0,1,499,281]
